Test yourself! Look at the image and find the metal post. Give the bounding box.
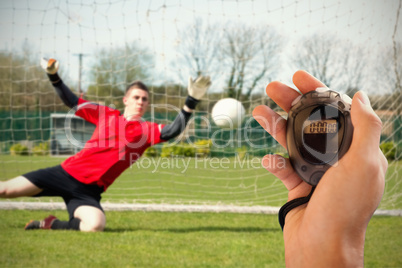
[74,53,86,95]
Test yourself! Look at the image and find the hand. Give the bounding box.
[252,70,387,267]
[41,58,59,75]
[187,76,211,100]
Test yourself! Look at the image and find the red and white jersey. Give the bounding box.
[61,98,165,190]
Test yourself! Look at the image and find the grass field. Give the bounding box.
[0,210,401,267]
[0,155,401,267]
[0,155,401,209]
[0,154,289,207]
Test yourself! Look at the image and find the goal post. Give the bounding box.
[50,113,95,156]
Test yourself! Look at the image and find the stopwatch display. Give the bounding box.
[286,88,354,186]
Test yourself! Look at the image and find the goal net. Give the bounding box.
[0,0,401,213]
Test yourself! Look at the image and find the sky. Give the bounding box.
[0,0,401,93]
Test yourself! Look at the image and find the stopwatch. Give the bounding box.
[286,88,354,186]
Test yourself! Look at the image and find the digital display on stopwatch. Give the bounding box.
[286,89,353,186]
[294,105,345,165]
[303,120,337,134]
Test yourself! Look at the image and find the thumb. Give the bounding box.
[188,76,193,87]
[40,58,48,70]
[349,91,382,156]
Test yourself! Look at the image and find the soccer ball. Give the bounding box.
[211,98,245,129]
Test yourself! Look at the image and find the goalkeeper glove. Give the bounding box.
[41,58,59,74]
[185,76,211,110]
[41,58,61,84]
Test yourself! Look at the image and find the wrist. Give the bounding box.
[47,73,61,84]
[185,95,199,110]
[183,105,193,113]
[285,227,365,267]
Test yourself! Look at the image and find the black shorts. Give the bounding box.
[23,165,104,220]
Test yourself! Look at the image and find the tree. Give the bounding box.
[375,42,402,114]
[86,43,153,109]
[174,19,282,100]
[220,23,282,100]
[174,18,220,79]
[292,34,368,95]
[343,44,370,97]
[0,42,66,112]
[293,34,341,89]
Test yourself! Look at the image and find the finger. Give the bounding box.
[266,81,300,112]
[262,154,306,194]
[195,76,207,87]
[48,58,57,67]
[206,76,212,86]
[292,70,327,93]
[350,91,383,156]
[203,75,211,82]
[252,105,287,148]
[40,58,48,70]
[202,76,211,87]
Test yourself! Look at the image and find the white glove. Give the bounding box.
[187,76,211,100]
[41,58,59,74]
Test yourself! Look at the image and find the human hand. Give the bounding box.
[40,58,59,74]
[253,70,387,267]
[187,76,211,100]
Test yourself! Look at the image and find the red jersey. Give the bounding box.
[61,98,165,190]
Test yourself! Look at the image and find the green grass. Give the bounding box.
[0,154,289,207]
[0,155,401,209]
[0,210,401,267]
[0,155,401,267]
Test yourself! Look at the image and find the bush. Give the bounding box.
[380,142,396,160]
[143,146,159,157]
[10,144,29,156]
[160,143,172,158]
[32,142,50,156]
[159,140,212,158]
[161,142,195,158]
[194,139,212,157]
[236,146,248,160]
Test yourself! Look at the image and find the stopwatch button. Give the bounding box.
[315,87,329,93]
[310,171,325,185]
[291,95,302,107]
[342,94,352,104]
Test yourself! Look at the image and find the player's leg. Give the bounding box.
[0,176,42,198]
[28,206,106,232]
[26,205,106,231]
[47,187,105,232]
[22,166,106,231]
[74,205,106,232]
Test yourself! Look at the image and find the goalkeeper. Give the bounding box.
[0,58,211,232]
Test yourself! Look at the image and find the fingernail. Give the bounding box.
[357,91,370,105]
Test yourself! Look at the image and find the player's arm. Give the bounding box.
[160,76,211,140]
[41,58,79,109]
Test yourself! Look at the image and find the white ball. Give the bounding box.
[211,98,245,129]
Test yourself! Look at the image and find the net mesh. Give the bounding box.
[0,0,401,211]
